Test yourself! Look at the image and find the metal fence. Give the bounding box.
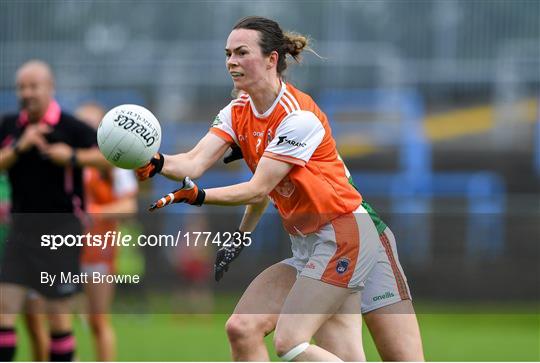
[1,0,538,116]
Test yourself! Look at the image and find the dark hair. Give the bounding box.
[233,16,310,75]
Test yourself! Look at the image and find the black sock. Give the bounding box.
[49,331,75,361]
[0,327,16,361]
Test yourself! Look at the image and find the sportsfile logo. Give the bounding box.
[113,114,158,147]
[372,291,395,302]
[276,136,306,148]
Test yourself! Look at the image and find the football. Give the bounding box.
[97,104,161,169]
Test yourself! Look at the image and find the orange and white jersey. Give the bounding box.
[210,81,362,235]
[81,167,137,269]
[84,168,138,208]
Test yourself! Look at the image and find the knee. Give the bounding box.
[0,314,17,327]
[225,314,266,343]
[89,315,110,335]
[273,333,290,358]
[273,330,308,360]
[48,315,72,333]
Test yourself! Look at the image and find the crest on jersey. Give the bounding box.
[266,129,273,145]
[274,176,295,198]
[211,115,222,127]
[336,258,350,275]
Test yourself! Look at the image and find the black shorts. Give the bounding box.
[0,214,82,299]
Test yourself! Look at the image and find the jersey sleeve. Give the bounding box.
[112,168,138,196]
[263,110,325,167]
[209,103,237,145]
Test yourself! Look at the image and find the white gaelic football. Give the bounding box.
[97,104,161,169]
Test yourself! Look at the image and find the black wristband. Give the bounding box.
[70,148,78,166]
[193,187,206,206]
[149,153,165,177]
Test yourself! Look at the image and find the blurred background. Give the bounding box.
[1,0,539,361]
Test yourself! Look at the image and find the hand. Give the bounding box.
[214,229,247,281]
[40,143,73,166]
[223,145,243,164]
[16,123,51,153]
[149,176,205,210]
[136,153,164,180]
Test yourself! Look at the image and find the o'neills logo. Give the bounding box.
[372,291,395,302]
[113,114,157,146]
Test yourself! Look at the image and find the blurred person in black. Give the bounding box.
[0,60,109,361]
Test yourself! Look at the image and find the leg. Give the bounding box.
[274,276,354,361]
[0,283,28,361]
[275,209,379,361]
[87,314,115,362]
[85,273,116,361]
[47,297,76,361]
[313,293,365,361]
[361,226,424,361]
[0,283,27,325]
[363,300,424,361]
[24,293,49,361]
[225,262,296,361]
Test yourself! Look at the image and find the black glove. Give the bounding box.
[223,146,243,164]
[136,153,164,180]
[214,229,249,281]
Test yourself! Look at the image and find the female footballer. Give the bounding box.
[137,16,423,361]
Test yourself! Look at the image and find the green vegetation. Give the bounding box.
[14,309,539,361]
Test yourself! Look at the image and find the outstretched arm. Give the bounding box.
[148,157,292,210]
[139,132,231,181]
[204,156,293,205]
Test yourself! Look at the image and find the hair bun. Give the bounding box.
[284,32,309,59]
[232,16,317,75]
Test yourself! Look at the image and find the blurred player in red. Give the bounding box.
[76,102,138,361]
[137,16,424,361]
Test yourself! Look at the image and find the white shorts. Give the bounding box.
[283,224,411,314]
[284,204,379,290]
[81,262,112,276]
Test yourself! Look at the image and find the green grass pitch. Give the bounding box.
[14,310,540,361]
